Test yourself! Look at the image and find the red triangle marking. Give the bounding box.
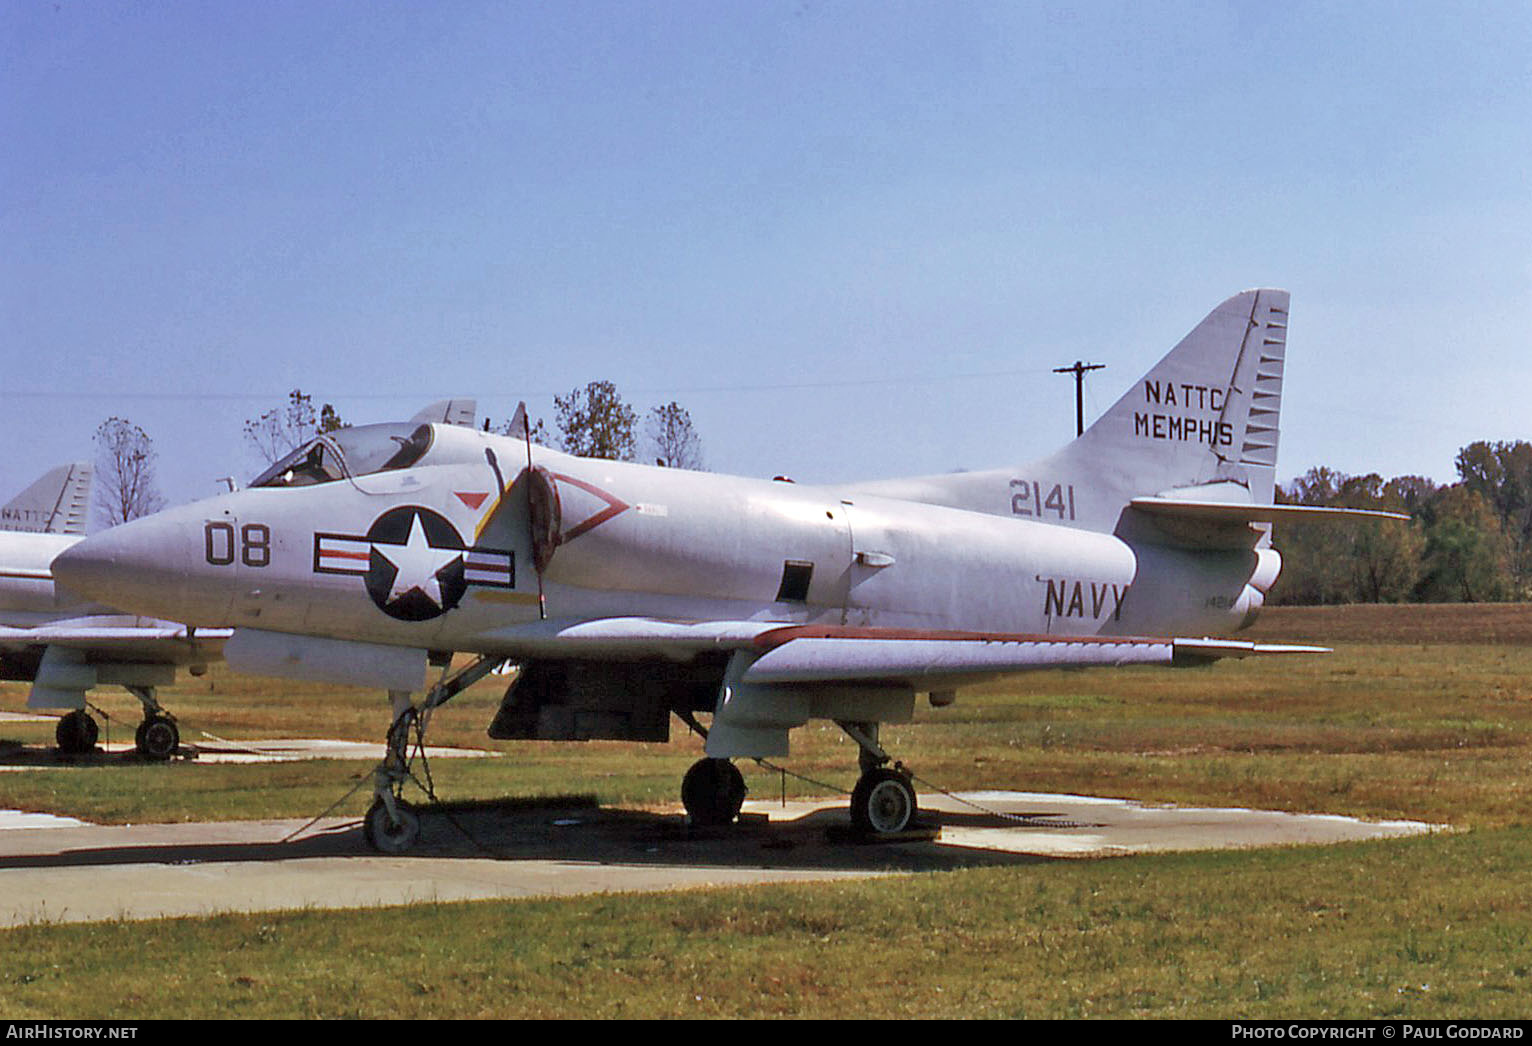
[455,491,489,510]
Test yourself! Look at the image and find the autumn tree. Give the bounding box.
[1272,468,1426,604]
[646,401,705,470]
[1455,440,1532,591]
[244,389,347,466]
[93,417,166,527]
[1414,484,1515,602]
[554,381,637,461]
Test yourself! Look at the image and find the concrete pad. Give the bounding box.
[0,810,88,830]
[0,793,1443,928]
[743,790,1442,858]
[0,736,497,767]
[173,737,498,764]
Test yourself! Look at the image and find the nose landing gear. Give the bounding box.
[361,655,506,853]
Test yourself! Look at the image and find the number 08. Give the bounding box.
[203,521,271,567]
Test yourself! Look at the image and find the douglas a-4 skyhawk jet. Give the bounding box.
[1,401,478,761]
[53,290,1398,850]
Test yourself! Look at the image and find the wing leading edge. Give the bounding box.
[478,617,1324,690]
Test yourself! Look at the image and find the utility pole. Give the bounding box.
[1053,360,1105,437]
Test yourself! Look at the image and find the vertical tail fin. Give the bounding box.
[845,290,1291,533]
[1071,288,1288,505]
[410,399,478,428]
[0,463,93,535]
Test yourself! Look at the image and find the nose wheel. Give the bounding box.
[359,657,507,853]
[364,797,421,853]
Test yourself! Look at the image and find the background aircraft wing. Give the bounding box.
[0,619,231,665]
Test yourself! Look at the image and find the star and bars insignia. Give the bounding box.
[313,505,514,622]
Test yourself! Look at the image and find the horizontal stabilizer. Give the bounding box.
[1130,498,1408,524]
[1171,637,1330,665]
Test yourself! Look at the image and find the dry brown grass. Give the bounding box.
[1249,602,1532,645]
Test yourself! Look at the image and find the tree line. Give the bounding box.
[1271,441,1532,604]
[91,383,704,526]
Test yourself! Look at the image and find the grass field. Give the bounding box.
[2,604,1530,1018]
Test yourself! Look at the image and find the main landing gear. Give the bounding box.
[128,686,180,761]
[52,687,182,761]
[676,718,920,836]
[841,720,919,835]
[55,709,99,755]
[681,757,747,826]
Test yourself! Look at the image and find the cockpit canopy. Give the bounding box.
[249,422,449,489]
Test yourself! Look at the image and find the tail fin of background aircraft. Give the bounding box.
[410,399,477,428]
[1070,288,1287,504]
[0,463,93,535]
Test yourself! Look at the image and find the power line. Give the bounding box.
[0,364,1062,404]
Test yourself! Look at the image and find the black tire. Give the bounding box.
[135,715,179,761]
[363,798,422,853]
[681,758,747,826]
[850,768,917,834]
[55,710,99,754]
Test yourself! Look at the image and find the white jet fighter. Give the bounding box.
[53,290,1398,850]
[0,462,225,757]
[2,400,478,759]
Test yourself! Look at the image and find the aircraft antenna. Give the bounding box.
[1053,360,1105,436]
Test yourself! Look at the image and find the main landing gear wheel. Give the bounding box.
[681,758,747,826]
[364,798,421,854]
[851,768,918,835]
[55,710,99,755]
[134,714,179,761]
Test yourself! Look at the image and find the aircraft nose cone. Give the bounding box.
[52,515,190,615]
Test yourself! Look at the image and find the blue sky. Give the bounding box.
[3,1,1528,512]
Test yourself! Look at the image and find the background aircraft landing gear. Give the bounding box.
[681,757,746,826]
[55,709,98,754]
[134,713,180,761]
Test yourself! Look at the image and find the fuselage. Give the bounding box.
[52,428,1268,656]
[0,531,94,625]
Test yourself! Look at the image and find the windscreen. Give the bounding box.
[248,422,433,488]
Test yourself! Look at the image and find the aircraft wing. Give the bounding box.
[0,619,231,665]
[480,617,1325,689]
[740,626,1325,686]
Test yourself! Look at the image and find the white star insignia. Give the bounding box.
[373,513,461,608]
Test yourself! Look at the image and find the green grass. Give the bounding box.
[3,829,1528,1018]
[3,604,1532,1017]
